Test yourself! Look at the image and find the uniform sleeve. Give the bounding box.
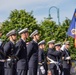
[38,50,43,64]
[27,42,33,60]
[47,50,60,57]
[4,43,10,57]
[61,51,67,60]
[0,46,5,59]
[62,50,71,60]
[15,42,21,56]
[52,51,61,56]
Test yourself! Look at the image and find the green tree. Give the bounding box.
[1,9,40,41]
[40,19,58,42]
[40,18,76,60]
[1,9,76,59]
[59,18,76,60]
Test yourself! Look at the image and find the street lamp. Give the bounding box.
[48,6,60,25]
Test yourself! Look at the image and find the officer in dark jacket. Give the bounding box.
[15,28,29,75]
[47,40,61,75]
[4,29,17,75]
[27,30,40,75]
[62,41,71,75]
[38,40,46,75]
[0,45,4,75]
[0,31,5,75]
[55,42,63,75]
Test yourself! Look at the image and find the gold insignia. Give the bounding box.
[71,29,76,35]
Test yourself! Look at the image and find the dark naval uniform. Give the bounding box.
[27,40,38,75]
[4,41,16,75]
[4,29,17,75]
[47,48,61,75]
[62,48,71,75]
[38,48,46,75]
[55,50,63,75]
[38,40,47,75]
[0,44,4,75]
[55,42,63,75]
[15,39,28,75]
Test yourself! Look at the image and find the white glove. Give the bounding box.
[66,56,71,60]
[61,45,65,51]
[7,58,12,61]
[40,66,45,74]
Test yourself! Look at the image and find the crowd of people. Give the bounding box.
[0,28,72,75]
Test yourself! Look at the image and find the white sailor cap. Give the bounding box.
[64,41,70,45]
[18,28,28,34]
[6,29,16,37]
[30,30,38,37]
[38,40,45,45]
[47,40,55,44]
[55,42,61,46]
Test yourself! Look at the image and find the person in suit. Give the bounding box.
[38,40,46,75]
[27,30,40,75]
[47,40,61,75]
[4,29,17,75]
[15,28,29,75]
[62,41,71,75]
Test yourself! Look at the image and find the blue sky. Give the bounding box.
[0,0,76,24]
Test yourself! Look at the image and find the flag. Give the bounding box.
[67,9,76,47]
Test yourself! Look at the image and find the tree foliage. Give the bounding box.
[1,9,40,41]
[0,9,76,59]
[40,19,57,41]
[40,18,76,60]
